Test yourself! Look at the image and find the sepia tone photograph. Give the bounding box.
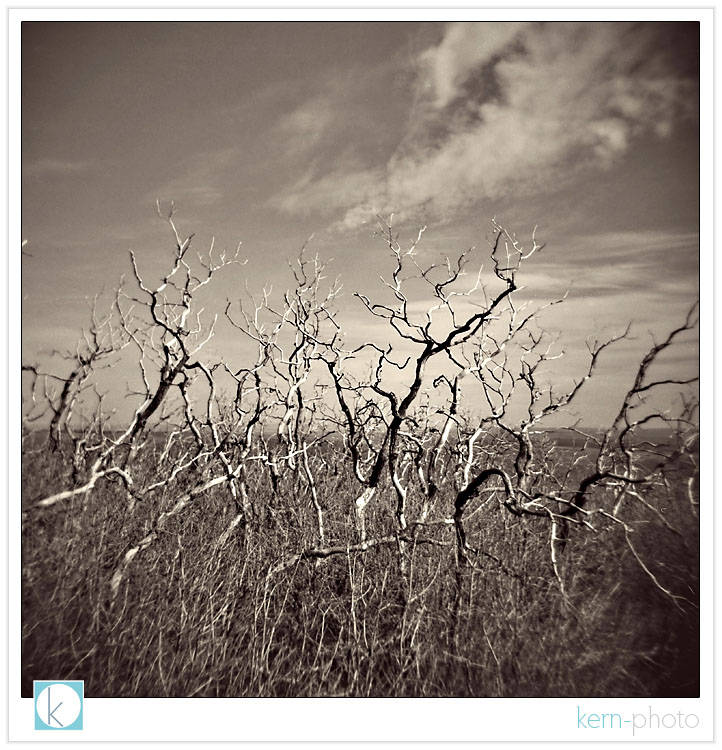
[20,19,700,702]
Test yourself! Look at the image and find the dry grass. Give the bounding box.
[21,441,699,698]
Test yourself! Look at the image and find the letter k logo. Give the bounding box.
[34,681,83,730]
[47,685,64,727]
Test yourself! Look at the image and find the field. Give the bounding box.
[21,429,699,698]
[21,218,700,698]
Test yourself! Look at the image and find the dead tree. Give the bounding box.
[23,210,698,612]
[25,203,242,515]
[270,217,698,610]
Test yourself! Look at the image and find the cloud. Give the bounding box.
[265,58,406,222]
[419,21,528,109]
[24,158,97,175]
[148,148,239,208]
[557,229,699,268]
[272,157,383,218]
[272,95,337,157]
[275,22,697,227]
[515,228,699,309]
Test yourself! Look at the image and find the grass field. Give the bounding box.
[21,432,699,698]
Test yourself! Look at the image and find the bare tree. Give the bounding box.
[22,211,698,630]
[265,217,698,612]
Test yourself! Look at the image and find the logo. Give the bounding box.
[34,681,83,730]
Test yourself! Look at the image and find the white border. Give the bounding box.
[7,7,715,744]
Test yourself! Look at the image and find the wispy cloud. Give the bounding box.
[419,21,529,110]
[24,158,97,175]
[274,22,697,228]
[550,229,699,299]
[513,228,699,308]
[272,95,338,158]
[148,148,239,208]
[273,157,382,217]
[557,229,699,267]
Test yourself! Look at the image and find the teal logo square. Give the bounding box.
[34,681,83,730]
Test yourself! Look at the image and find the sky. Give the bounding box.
[20,20,701,427]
